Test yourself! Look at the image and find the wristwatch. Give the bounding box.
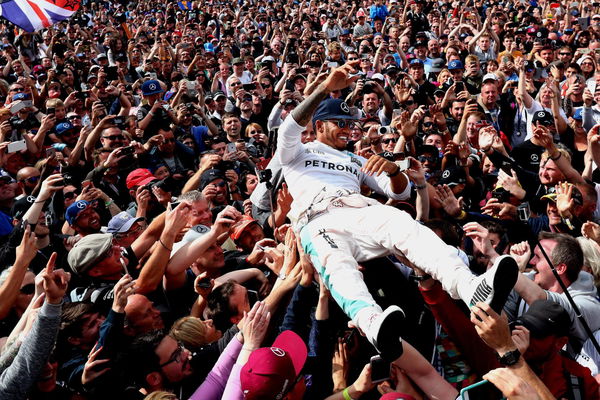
[497,349,521,366]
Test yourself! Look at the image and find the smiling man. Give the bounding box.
[278,62,519,361]
[65,200,102,237]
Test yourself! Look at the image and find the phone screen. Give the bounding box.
[370,355,391,383]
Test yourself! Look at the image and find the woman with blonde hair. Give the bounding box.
[169,316,222,351]
[577,236,600,289]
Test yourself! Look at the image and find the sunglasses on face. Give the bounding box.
[382,138,397,144]
[404,100,415,106]
[64,191,78,199]
[249,130,262,134]
[162,138,176,143]
[20,283,35,295]
[418,155,437,163]
[422,121,433,127]
[102,135,124,140]
[21,176,40,184]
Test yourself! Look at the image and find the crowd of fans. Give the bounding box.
[3,0,600,398]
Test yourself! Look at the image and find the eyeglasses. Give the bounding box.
[261,83,272,88]
[20,176,40,184]
[559,52,572,56]
[382,138,397,144]
[230,81,242,86]
[20,283,35,295]
[64,191,77,199]
[10,87,24,92]
[325,119,357,129]
[102,135,124,140]
[249,130,262,135]
[69,115,82,120]
[582,62,594,66]
[422,121,433,127]
[213,181,227,188]
[159,342,186,368]
[348,57,359,61]
[115,224,144,239]
[404,100,415,106]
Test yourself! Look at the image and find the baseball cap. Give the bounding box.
[312,99,358,125]
[232,57,244,65]
[141,79,164,96]
[380,393,417,400]
[383,65,399,75]
[11,195,38,220]
[409,59,424,67]
[524,60,535,71]
[126,168,156,189]
[65,200,91,225]
[230,215,259,240]
[438,166,466,186]
[447,60,464,70]
[204,43,215,53]
[356,9,366,17]
[514,299,571,338]
[200,168,226,191]
[532,110,554,126]
[482,73,498,83]
[371,73,385,82]
[429,58,445,73]
[55,121,76,135]
[540,192,557,203]
[240,330,308,400]
[172,224,211,254]
[262,56,276,62]
[107,211,145,234]
[67,233,114,276]
[213,90,226,100]
[573,108,583,120]
[95,53,108,61]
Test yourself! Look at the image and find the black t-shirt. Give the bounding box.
[510,139,544,174]
[136,104,171,139]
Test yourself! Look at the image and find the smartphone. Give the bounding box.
[46,107,55,115]
[169,200,180,209]
[455,81,465,92]
[226,142,237,154]
[247,289,259,308]
[111,116,125,126]
[517,202,531,222]
[185,80,196,91]
[327,61,339,68]
[120,145,135,156]
[7,139,26,153]
[82,180,93,188]
[243,83,256,91]
[370,355,391,384]
[196,277,211,288]
[460,379,503,399]
[10,100,32,114]
[104,66,118,81]
[392,108,402,120]
[398,159,410,171]
[295,68,307,75]
[45,147,56,157]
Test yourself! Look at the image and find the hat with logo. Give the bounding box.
[429,58,445,73]
[65,200,91,225]
[126,168,156,189]
[213,90,227,99]
[356,9,366,17]
[312,99,358,125]
[447,60,464,70]
[573,108,583,120]
[409,59,424,67]
[204,43,215,53]
[67,233,114,276]
[230,215,260,240]
[141,79,164,96]
[482,73,498,83]
[55,121,76,135]
[514,299,571,338]
[11,195,38,220]
[524,60,536,71]
[438,166,467,186]
[172,224,211,254]
[107,211,145,234]
[240,330,308,400]
[200,168,226,190]
[532,110,554,126]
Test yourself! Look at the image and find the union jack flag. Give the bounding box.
[0,0,80,32]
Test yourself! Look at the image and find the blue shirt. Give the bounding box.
[369,5,389,24]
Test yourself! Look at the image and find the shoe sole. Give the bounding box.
[489,256,519,314]
[374,308,405,362]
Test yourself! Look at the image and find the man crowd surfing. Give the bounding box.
[2,0,600,398]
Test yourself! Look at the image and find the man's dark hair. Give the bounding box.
[206,280,238,332]
[424,219,461,248]
[539,232,583,283]
[124,329,165,388]
[56,302,99,361]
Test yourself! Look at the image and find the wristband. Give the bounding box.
[414,183,427,190]
[159,239,172,252]
[411,273,432,281]
[342,388,355,400]
[456,210,467,220]
[148,111,155,117]
[387,165,401,177]
[550,152,562,161]
[105,199,114,207]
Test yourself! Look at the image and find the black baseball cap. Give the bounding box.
[532,110,554,127]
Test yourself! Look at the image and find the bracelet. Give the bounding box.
[34,199,47,204]
[387,165,401,177]
[412,273,432,281]
[414,183,427,190]
[148,111,155,117]
[550,152,562,161]
[456,210,467,220]
[342,388,355,400]
[159,239,172,252]
[105,199,114,207]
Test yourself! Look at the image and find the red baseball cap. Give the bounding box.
[230,215,259,240]
[126,168,156,189]
[240,330,307,400]
[380,394,416,400]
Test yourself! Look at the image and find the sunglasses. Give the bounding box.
[102,135,124,140]
[261,83,272,88]
[249,130,262,135]
[404,100,415,106]
[418,155,437,163]
[326,119,357,129]
[422,121,433,127]
[20,283,35,295]
[64,191,78,199]
[21,176,40,184]
[163,138,176,143]
[382,138,397,144]
[559,52,572,56]
[10,87,24,92]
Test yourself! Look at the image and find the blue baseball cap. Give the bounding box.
[65,200,90,225]
[409,59,424,67]
[448,60,464,70]
[107,211,144,234]
[141,79,163,96]
[312,99,358,125]
[12,92,29,101]
[55,121,76,135]
[573,108,583,121]
[204,42,215,53]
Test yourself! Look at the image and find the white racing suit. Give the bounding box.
[277,116,472,321]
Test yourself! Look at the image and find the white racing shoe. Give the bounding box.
[465,255,519,313]
[364,305,405,362]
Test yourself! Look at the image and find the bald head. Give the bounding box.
[124,294,164,336]
[16,167,40,182]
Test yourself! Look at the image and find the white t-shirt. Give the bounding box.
[524,100,568,141]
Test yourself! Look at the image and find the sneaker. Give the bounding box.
[365,305,405,361]
[468,255,518,313]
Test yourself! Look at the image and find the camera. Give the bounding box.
[379,126,392,135]
[491,187,511,203]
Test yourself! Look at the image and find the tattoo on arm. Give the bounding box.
[291,85,329,127]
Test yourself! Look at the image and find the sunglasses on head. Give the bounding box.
[20,283,35,295]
